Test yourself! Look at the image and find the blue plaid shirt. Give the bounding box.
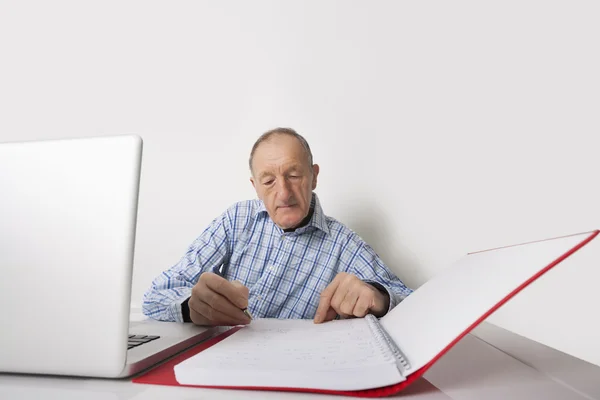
[142,193,412,322]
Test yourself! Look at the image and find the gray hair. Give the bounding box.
[249,127,314,174]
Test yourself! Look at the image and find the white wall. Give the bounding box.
[1,1,599,365]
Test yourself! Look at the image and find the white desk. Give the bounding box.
[1,321,599,400]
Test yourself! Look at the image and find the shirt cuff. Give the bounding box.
[364,281,407,314]
[181,296,192,323]
[168,293,193,323]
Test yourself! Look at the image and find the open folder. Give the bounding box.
[133,230,599,397]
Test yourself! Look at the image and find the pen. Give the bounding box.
[242,308,253,320]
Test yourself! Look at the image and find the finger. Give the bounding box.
[353,292,373,318]
[190,296,250,326]
[199,298,250,326]
[188,296,210,325]
[201,286,251,323]
[320,307,338,323]
[192,277,249,323]
[202,273,248,309]
[189,295,221,325]
[339,289,360,316]
[189,305,210,326]
[329,273,358,315]
[314,275,343,323]
[231,280,250,308]
[193,301,246,326]
[329,281,351,314]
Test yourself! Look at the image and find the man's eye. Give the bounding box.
[263,180,274,186]
[289,175,300,179]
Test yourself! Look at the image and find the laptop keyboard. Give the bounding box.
[128,334,160,350]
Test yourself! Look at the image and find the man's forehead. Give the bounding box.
[256,161,304,178]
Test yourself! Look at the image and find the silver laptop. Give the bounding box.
[0,135,214,378]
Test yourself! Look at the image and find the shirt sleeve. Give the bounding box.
[349,243,413,313]
[141,210,231,322]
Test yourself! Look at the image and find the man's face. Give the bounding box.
[250,134,319,230]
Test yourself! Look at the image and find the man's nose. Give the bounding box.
[276,179,292,201]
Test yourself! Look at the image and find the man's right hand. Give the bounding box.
[188,272,251,326]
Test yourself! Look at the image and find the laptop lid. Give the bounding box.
[0,135,142,377]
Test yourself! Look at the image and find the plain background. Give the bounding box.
[1,1,599,365]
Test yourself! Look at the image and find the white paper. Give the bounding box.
[174,318,404,390]
[382,231,595,372]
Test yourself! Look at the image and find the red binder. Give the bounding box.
[133,230,599,397]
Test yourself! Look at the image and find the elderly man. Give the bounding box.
[142,128,412,325]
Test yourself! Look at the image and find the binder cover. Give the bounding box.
[133,230,599,397]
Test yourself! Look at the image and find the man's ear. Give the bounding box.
[311,164,320,190]
[250,176,256,189]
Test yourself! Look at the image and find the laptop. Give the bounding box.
[0,135,215,378]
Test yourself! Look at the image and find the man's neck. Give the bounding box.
[283,206,314,232]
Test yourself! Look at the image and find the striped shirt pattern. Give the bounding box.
[142,193,413,322]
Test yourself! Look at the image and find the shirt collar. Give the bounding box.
[254,192,330,235]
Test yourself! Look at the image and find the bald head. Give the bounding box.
[249,128,313,176]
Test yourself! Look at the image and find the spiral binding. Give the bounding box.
[365,314,411,374]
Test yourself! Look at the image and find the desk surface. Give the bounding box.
[1,321,599,400]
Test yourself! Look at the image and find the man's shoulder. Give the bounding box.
[322,215,367,249]
[221,198,265,224]
[323,216,385,261]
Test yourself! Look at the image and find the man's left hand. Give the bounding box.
[314,272,390,323]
